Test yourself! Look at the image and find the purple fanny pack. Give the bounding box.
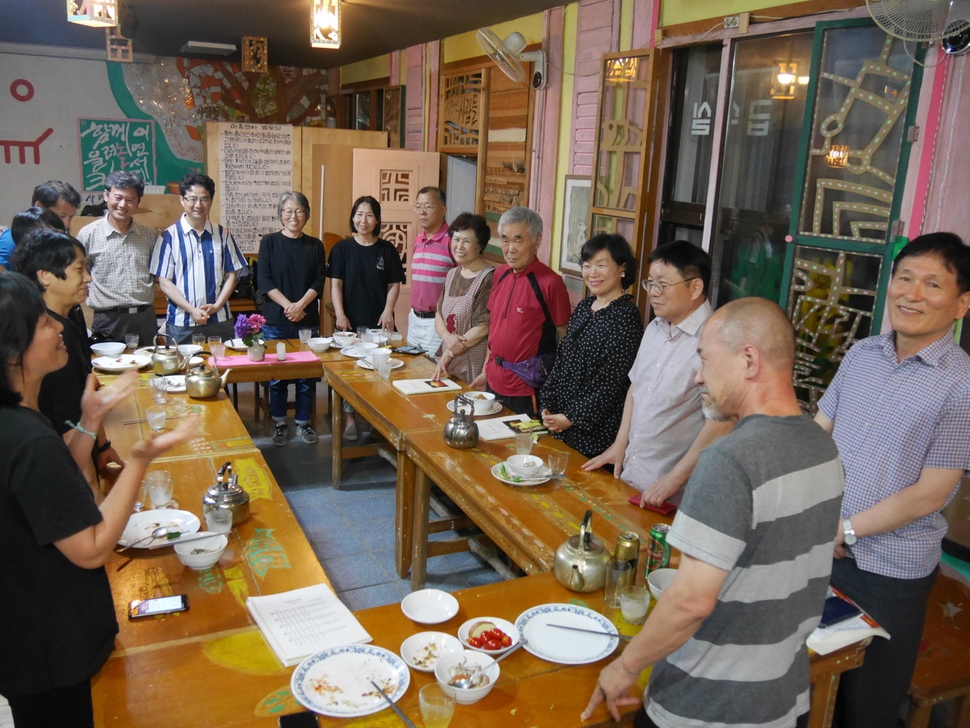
[495,352,556,389]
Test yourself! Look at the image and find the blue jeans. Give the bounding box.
[261,323,318,424]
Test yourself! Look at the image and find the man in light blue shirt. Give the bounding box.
[0,181,81,269]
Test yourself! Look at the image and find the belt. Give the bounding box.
[412,309,436,319]
[95,304,152,315]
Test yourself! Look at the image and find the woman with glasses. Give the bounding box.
[256,191,327,447]
[538,234,642,458]
[431,213,494,384]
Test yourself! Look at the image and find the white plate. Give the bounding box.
[291,645,410,718]
[356,357,404,371]
[490,462,550,487]
[340,343,379,358]
[515,604,619,665]
[226,338,248,351]
[399,632,463,673]
[448,399,502,416]
[401,588,459,624]
[92,354,152,372]
[118,509,201,549]
[163,375,186,392]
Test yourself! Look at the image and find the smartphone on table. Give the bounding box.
[127,594,189,619]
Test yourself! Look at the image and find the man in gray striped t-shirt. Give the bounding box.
[584,297,844,728]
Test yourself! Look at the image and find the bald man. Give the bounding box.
[583,297,844,728]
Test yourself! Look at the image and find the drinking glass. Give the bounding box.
[299,328,312,345]
[147,471,173,509]
[149,376,168,404]
[620,585,651,625]
[514,432,534,455]
[191,333,206,347]
[605,561,633,608]
[356,325,368,342]
[205,508,233,534]
[125,333,139,350]
[146,405,167,432]
[133,479,150,512]
[210,340,226,360]
[419,684,455,728]
[548,452,569,476]
[376,358,392,380]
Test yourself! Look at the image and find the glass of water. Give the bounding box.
[191,332,206,347]
[149,376,168,404]
[514,432,534,454]
[125,333,139,350]
[299,328,312,345]
[146,471,173,509]
[146,405,167,432]
[208,336,225,360]
[419,684,455,728]
[205,507,233,534]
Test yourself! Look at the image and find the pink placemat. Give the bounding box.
[213,351,321,367]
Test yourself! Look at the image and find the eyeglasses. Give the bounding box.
[642,277,698,294]
[281,209,307,217]
[182,196,211,205]
[413,205,438,213]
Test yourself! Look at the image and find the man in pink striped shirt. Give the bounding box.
[408,187,455,353]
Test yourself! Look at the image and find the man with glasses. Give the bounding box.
[150,173,247,344]
[77,170,159,345]
[585,241,732,506]
[408,187,454,353]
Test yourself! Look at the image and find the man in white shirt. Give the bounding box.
[585,241,731,506]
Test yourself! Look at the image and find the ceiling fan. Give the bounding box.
[867,0,970,55]
[476,28,547,89]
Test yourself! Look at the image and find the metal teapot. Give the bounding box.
[185,361,231,399]
[202,462,250,525]
[553,510,612,592]
[443,395,478,449]
[151,333,188,377]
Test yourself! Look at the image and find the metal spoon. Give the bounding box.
[116,526,169,552]
[450,640,527,688]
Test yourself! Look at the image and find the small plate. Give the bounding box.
[515,604,619,665]
[341,343,379,358]
[457,616,520,655]
[226,338,248,351]
[291,645,410,718]
[401,588,459,624]
[118,509,201,549]
[490,462,550,487]
[163,375,186,392]
[400,632,462,672]
[356,357,404,371]
[92,354,152,372]
[447,399,502,416]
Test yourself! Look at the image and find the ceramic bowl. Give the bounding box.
[647,567,677,601]
[434,649,499,705]
[463,391,496,415]
[91,342,126,357]
[400,588,459,624]
[332,332,356,347]
[174,534,227,570]
[177,344,203,358]
[457,616,519,655]
[307,337,331,352]
[506,454,544,478]
[400,631,463,673]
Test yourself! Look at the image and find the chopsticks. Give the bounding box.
[369,680,416,727]
[547,623,630,640]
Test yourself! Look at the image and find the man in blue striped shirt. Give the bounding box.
[150,174,247,344]
[816,232,970,728]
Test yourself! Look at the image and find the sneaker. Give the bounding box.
[272,422,288,447]
[296,424,319,444]
[344,417,358,441]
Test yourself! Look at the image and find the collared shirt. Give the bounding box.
[77,215,158,309]
[818,331,970,579]
[150,215,247,328]
[622,300,712,492]
[410,222,454,312]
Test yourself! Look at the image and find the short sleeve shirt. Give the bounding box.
[326,237,406,329]
[77,215,158,309]
[410,223,454,312]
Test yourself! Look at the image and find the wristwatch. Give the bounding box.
[842,518,858,547]
[98,438,113,454]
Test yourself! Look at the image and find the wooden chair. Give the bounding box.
[906,572,970,728]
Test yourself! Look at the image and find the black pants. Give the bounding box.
[830,557,938,728]
[5,677,94,728]
[488,388,538,418]
[635,705,810,727]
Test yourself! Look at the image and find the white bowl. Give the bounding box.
[506,454,544,478]
[307,337,331,352]
[332,332,356,347]
[647,567,677,601]
[463,391,496,415]
[457,616,519,655]
[174,534,228,570]
[91,342,126,357]
[400,631,463,672]
[434,649,499,705]
[177,344,203,357]
[400,588,459,624]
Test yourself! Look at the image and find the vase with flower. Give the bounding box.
[235,313,267,361]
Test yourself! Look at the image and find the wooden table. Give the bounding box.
[324,355,468,578]
[407,429,672,589]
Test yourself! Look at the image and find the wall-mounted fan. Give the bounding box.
[476,28,547,89]
[867,0,970,55]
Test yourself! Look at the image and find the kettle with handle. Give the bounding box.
[443,394,479,449]
[151,333,188,377]
[553,510,612,592]
[185,360,231,399]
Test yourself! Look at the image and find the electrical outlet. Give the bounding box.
[723,15,740,29]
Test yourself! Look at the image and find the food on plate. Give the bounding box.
[468,620,497,640]
[467,623,512,650]
[412,641,443,668]
[448,660,491,688]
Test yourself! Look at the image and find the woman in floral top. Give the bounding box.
[539,234,643,458]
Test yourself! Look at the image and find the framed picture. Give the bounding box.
[560,176,591,274]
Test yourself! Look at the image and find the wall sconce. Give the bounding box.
[606,57,640,83]
[311,0,341,49]
[826,145,850,168]
[771,62,797,100]
[67,0,118,27]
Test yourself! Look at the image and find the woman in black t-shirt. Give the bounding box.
[0,273,198,727]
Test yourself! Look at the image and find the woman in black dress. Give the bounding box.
[539,234,643,458]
